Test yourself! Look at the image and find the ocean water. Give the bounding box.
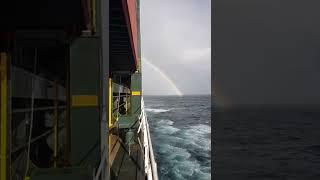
[215,107,320,179]
[144,95,211,180]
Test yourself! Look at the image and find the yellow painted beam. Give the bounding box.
[108,78,112,128]
[92,0,96,33]
[132,91,141,96]
[71,95,98,107]
[0,52,7,180]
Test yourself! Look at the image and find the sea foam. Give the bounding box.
[145,108,172,113]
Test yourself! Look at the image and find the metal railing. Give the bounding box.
[104,80,158,180]
[138,97,159,180]
[109,81,131,128]
[109,96,159,180]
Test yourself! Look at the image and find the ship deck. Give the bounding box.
[109,134,144,180]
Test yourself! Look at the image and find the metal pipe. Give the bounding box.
[125,93,128,115]
[116,87,120,121]
[24,48,37,177]
[0,52,8,180]
[53,80,59,167]
[65,55,71,166]
[12,106,66,113]
[92,0,96,33]
[112,102,126,111]
[12,129,54,153]
[109,78,112,128]
[93,147,107,180]
[112,94,130,98]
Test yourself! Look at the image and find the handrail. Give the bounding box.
[110,83,131,127]
[108,93,159,179]
[139,97,159,180]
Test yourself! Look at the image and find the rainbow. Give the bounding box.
[142,57,183,96]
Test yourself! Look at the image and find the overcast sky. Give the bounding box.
[215,0,320,107]
[140,0,211,95]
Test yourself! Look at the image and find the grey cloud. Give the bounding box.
[215,0,320,106]
[140,0,211,95]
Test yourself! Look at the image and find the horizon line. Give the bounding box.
[143,93,211,96]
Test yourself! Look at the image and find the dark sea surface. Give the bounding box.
[144,95,211,180]
[215,107,320,180]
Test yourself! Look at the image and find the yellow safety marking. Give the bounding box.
[108,78,112,128]
[72,95,98,107]
[132,91,141,96]
[0,52,7,180]
[24,177,30,180]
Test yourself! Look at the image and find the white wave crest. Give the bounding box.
[157,119,174,126]
[157,144,211,179]
[155,126,180,135]
[187,124,211,135]
[145,108,172,113]
[179,124,211,151]
[152,122,211,179]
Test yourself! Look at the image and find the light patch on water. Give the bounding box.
[145,108,172,113]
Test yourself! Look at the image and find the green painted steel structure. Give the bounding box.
[0,0,147,179]
[70,37,101,166]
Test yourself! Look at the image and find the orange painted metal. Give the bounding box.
[121,0,138,70]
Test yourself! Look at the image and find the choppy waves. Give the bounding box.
[145,96,211,180]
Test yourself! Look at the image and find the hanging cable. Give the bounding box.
[24,48,37,177]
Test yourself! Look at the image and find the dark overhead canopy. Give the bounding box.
[110,0,137,73]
